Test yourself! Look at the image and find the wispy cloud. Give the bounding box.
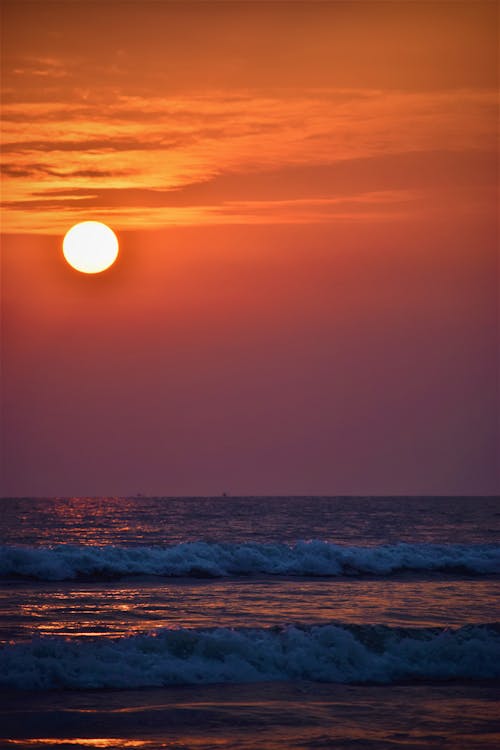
[1,88,496,232]
[10,56,69,79]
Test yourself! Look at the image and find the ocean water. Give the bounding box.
[1,496,499,749]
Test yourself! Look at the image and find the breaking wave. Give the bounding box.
[1,623,498,690]
[0,542,499,581]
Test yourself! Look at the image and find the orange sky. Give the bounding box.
[1,1,497,232]
[1,1,498,496]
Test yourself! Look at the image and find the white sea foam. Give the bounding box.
[0,542,498,581]
[1,623,498,690]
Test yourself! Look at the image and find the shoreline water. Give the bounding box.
[1,497,499,747]
[1,682,500,749]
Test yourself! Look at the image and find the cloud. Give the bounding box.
[10,56,69,79]
[1,163,135,179]
[0,165,38,178]
[1,88,496,232]
[4,150,495,210]
[1,138,183,154]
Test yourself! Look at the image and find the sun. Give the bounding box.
[63,221,119,274]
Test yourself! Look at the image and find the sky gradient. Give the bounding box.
[1,1,498,496]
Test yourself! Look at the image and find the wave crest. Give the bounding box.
[1,623,498,690]
[0,541,499,581]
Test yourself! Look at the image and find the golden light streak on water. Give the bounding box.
[5,741,148,748]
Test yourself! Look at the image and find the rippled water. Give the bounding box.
[2,495,499,546]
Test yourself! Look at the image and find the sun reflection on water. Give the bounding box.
[2,577,498,644]
[5,740,234,748]
[5,741,148,748]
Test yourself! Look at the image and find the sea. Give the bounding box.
[0,495,499,749]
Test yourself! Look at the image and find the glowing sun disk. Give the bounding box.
[63,221,119,273]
